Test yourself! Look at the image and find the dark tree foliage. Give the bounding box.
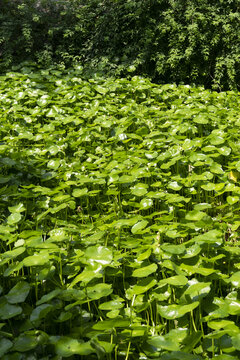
[0,0,240,89]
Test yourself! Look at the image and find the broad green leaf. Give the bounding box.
[159,275,188,287]
[93,318,130,330]
[36,289,62,305]
[181,280,211,302]
[126,277,157,298]
[0,338,13,357]
[137,248,152,261]
[229,271,240,287]
[99,300,124,310]
[30,304,53,322]
[183,244,201,258]
[51,337,94,356]
[13,334,38,352]
[1,246,25,260]
[86,283,112,300]
[72,188,88,197]
[208,320,236,330]
[131,183,148,196]
[168,181,182,191]
[218,146,231,156]
[6,281,30,304]
[8,203,26,213]
[90,338,106,360]
[48,228,66,242]
[201,183,216,191]
[0,298,22,319]
[132,263,157,277]
[209,134,225,145]
[147,335,180,351]
[158,301,199,319]
[47,159,61,170]
[194,203,212,211]
[227,196,239,205]
[84,246,112,265]
[161,243,186,255]
[235,160,240,172]
[180,264,216,276]
[185,210,206,221]
[193,115,209,124]
[23,253,49,266]
[7,213,21,225]
[231,334,240,350]
[210,163,224,174]
[140,198,153,209]
[190,229,222,244]
[131,220,148,234]
[182,331,203,353]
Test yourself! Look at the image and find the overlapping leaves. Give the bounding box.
[1,68,240,358]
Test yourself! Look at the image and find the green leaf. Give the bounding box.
[227,196,239,205]
[132,263,158,278]
[193,114,209,124]
[168,181,182,191]
[158,302,199,319]
[7,213,21,225]
[235,160,240,172]
[72,188,88,197]
[126,277,157,298]
[147,335,180,351]
[86,283,113,300]
[84,246,113,265]
[30,304,53,322]
[185,210,206,221]
[0,298,22,320]
[51,337,94,356]
[93,318,130,330]
[6,281,30,304]
[8,203,26,213]
[180,280,211,302]
[190,229,222,244]
[0,338,13,357]
[47,159,61,170]
[99,300,124,310]
[210,163,224,174]
[161,243,186,255]
[36,289,62,305]
[217,147,231,156]
[159,275,188,287]
[231,333,240,350]
[182,331,202,353]
[23,253,50,266]
[209,134,225,145]
[208,320,235,330]
[229,271,240,287]
[131,220,148,234]
[131,183,148,196]
[13,334,38,352]
[140,198,153,209]
[201,183,216,191]
[48,228,66,242]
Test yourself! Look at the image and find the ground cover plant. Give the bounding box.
[1,65,240,359]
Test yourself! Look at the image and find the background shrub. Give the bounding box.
[0,0,240,89]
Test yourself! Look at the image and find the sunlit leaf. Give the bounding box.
[132,263,157,278]
[158,302,199,319]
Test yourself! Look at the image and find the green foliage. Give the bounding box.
[1,0,240,89]
[2,66,240,357]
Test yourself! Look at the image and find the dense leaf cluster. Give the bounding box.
[1,66,240,358]
[1,0,240,89]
